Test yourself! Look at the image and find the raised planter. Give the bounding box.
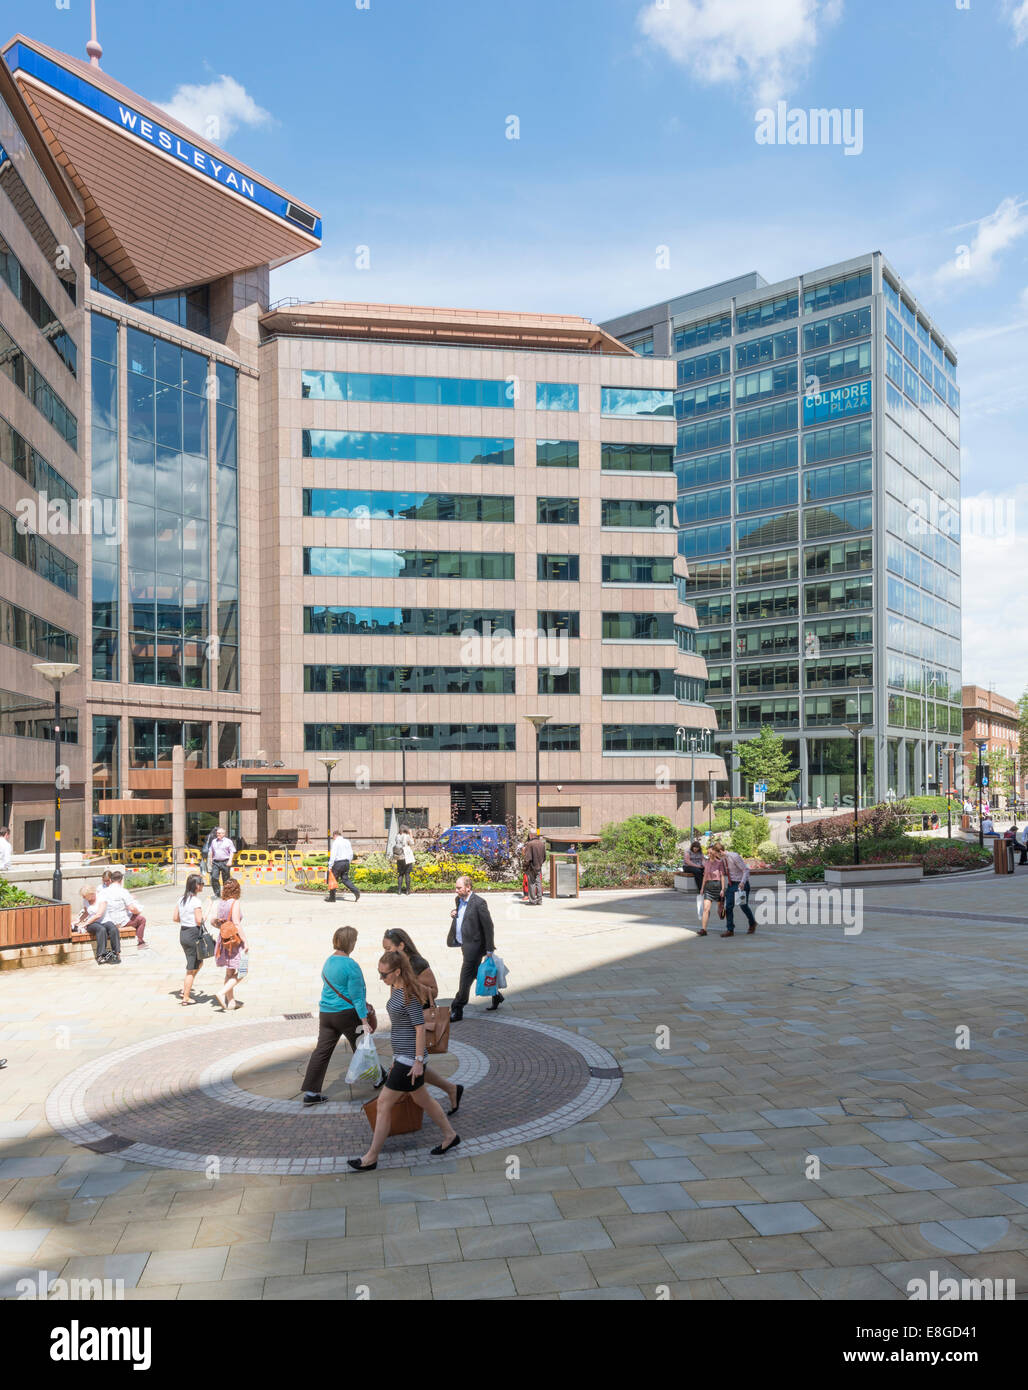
[0,899,72,949]
[748,871,786,890]
[824,863,923,886]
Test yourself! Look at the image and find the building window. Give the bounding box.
[536,382,579,411]
[735,293,798,335]
[674,314,731,352]
[603,668,675,697]
[539,724,581,751]
[538,669,580,694]
[603,612,674,641]
[305,723,517,752]
[736,437,798,479]
[304,549,515,580]
[677,416,732,455]
[305,606,514,636]
[539,806,581,827]
[734,328,797,370]
[601,443,674,473]
[602,555,674,584]
[305,665,516,694]
[0,687,77,742]
[677,349,731,385]
[538,610,580,637]
[676,450,731,489]
[600,387,673,418]
[0,506,77,594]
[602,724,682,752]
[537,497,579,525]
[384,808,429,829]
[0,233,77,375]
[302,371,512,408]
[537,553,579,581]
[536,439,579,468]
[603,499,669,529]
[303,430,514,466]
[0,318,77,448]
[130,719,209,768]
[304,488,514,523]
[802,269,872,314]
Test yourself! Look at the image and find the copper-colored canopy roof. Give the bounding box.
[4,35,321,297]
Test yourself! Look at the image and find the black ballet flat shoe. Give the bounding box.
[447,1084,464,1117]
[347,1157,377,1171]
[430,1135,461,1156]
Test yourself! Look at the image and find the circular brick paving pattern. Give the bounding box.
[45,1014,622,1173]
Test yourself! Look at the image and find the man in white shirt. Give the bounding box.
[325,830,360,903]
[0,827,12,874]
[102,869,147,947]
[209,827,236,895]
[721,848,757,938]
[74,886,121,963]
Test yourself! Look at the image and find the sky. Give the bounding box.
[17,0,1028,701]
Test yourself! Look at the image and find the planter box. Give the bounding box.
[0,899,72,949]
[748,872,786,890]
[673,874,699,893]
[824,863,923,886]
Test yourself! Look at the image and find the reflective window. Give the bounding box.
[601,443,673,472]
[0,412,76,507]
[734,327,797,370]
[677,523,732,559]
[802,307,871,352]
[697,629,732,659]
[804,575,874,613]
[677,488,730,525]
[734,362,798,404]
[538,553,579,581]
[539,724,581,750]
[305,665,515,694]
[736,699,799,729]
[802,269,872,314]
[303,431,514,466]
[735,399,798,442]
[130,718,209,768]
[677,348,731,385]
[736,585,799,622]
[674,313,731,352]
[0,504,77,593]
[735,623,798,657]
[538,668,580,694]
[602,554,675,584]
[0,233,77,375]
[804,692,873,726]
[304,549,515,579]
[736,474,798,514]
[737,662,798,694]
[304,606,514,635]
[804,537,873,576]
[804,615,873,651]
[676,450,731,489]
[0,687,77,742]
[685,559,731,593]
[535,610,579,639]
[538,497,579,525]
[600,387,673,418]
[675,675,708,703]
[601,611,675,642]
[736,293,798,334]
[736,549,799,586]
[536,382,579,411]
[677,416,731,454]
[301,370,512,408]
[0,595,77,662]
[536,439,579,468]
[626,334,654,356]
[602,724,683,752]
[305,723,517,752]
[736,436,798,478]
[603,668,675,696]
[603,499,670,528]
[304,488,514,523]
[693,594,733,626]
[735,510,798,549]
[802,418,872,465]
[804,342,871,392]
[0,318,77,448]
[804,653,873,690]
[803,458,872,502]
[676,379,732,418]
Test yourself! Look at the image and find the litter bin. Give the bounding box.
[554,858,579,898]
[993,839,1015,875]
[961,814,970,831]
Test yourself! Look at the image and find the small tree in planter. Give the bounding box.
[737,726,801,801]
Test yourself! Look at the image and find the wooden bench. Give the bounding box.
[71,922,144,949]
[824,863,923,886]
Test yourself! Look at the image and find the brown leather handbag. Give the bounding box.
[424,1001,451,1055]
[362,1093,423,1135]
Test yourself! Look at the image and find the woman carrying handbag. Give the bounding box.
[174,872,211,1006]
[301,926,377,1105]
[383,928,463,1116]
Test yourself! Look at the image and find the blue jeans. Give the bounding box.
[724,881,755,932]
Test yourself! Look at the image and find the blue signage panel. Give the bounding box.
[4,43,321,240]
[802,378,871,425]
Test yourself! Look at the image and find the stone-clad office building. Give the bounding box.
[0,31,724,849]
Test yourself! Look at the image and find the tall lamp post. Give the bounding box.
[524,715,551,830]
[676,727,702,838]
[945,746,954,839]
[316,755,339,858]
[386,734,420,815]
[33,662,80,902]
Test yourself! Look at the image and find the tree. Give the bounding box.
[736,726,801,799]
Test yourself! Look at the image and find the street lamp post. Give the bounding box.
[386,734,420,815]
[977,742,985,849]
[524,716,551,830]
[945,746,954,840]
[316,756,339,858]
[842,715,867,866]
[32,662,80,902]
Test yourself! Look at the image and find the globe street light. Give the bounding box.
[316,755,339,857]
[385,734,421,814]
[524,715,551,830]
[32,662,80,901]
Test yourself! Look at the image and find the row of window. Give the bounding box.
[700,616,873,660]
[0,233,77,376]
[302,606,676,642]
[0,318,77,450]
[694,575,874,625]
[303,665,692,697]
[680,495,873,561]
[301,431,674,473]
[0,411,76,509]
[673,274,872,362]
[0,110,77,305]
[302,370,514,409]
[299,489,670,529]
[0,594,78,662]
[0,502,78,594]
[302,548,676,584]
[713,692,874,730]
[677,416,871,466]
[0,687,78,743]
[304,723,710,753]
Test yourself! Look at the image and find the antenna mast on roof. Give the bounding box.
[86,0,103,67]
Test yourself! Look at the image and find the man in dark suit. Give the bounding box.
[447,874,501,1021]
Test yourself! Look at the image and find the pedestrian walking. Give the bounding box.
[211,878,249,1011]
[0,826,12,873]
[74,885,121,964]
[832,793,839,812]
[102,869,147,947]
[208,827,235,896]
[815,795,823,812]
[697,842,727,938]
[721,847,757,937]
[393,827,415,895]
[447,874,500,1020]
[174,873,207,1005]
[202,824,218,885]
[522,828,546,905]
[682,839,705,891]
[325,829,360,903]
[347,951,460,1170]
[301,926,375,1105]
[383,927,463,1115]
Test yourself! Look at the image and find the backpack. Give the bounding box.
[218,903,241,949]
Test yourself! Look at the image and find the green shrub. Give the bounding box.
[0,880,37,908]
[125,865,170,888]
[594,814,680,864]
[754,839,780,863]
[728,825,755,856]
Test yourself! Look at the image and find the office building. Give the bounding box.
[961,685,1022,807]
[603,255,963,805]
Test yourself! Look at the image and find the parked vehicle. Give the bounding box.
[438,824,509,861]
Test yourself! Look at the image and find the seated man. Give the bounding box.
[74,886,121,964]
[102,869,147,946]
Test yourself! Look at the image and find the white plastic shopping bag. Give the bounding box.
[345,1030,382,1086]
[695,894,703,920]
[492,954,509,989]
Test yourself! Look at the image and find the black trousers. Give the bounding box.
[452,947,483,1010]
[210,860,231,895]
[684,867,704,891]
[89,920,121,957]
[396,861,412,893]
[301,1009,361,1093]
[329,859,358,898]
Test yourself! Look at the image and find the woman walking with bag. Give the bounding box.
[383,928,463,1116]
[697,842,727,938]
[212,878,248,1011]
[173,873,207,1005]
[301,926,376,1106]
[348,951,460,1170]
[393,828,415,895]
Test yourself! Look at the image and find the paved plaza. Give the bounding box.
[1,874,1027,1301]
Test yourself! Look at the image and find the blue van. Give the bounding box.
[438,824,509,861]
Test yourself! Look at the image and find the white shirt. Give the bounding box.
[0,837,12,871]
[329,836,352,862]
[177,894,204,928]
[102,883,139,928]
[455,895,469,945]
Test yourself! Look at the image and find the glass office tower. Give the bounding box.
[602,254,962,805]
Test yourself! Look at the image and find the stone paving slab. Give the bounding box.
[1,876,1027,1300]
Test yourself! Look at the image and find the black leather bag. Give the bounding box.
[196,929,218,960]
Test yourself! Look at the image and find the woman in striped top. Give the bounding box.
[348,951,460,1171]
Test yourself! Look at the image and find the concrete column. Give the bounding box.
[172,745,185,885]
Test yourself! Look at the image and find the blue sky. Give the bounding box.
[18,0,1028,696]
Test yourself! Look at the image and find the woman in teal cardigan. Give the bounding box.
[301,925,376,1104]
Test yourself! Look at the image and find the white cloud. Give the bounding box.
[1007,1,1028,44]
[961,483,1028,699]
[156,75,273,145]
[637,0,843,106]
[932,196,1028,292]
